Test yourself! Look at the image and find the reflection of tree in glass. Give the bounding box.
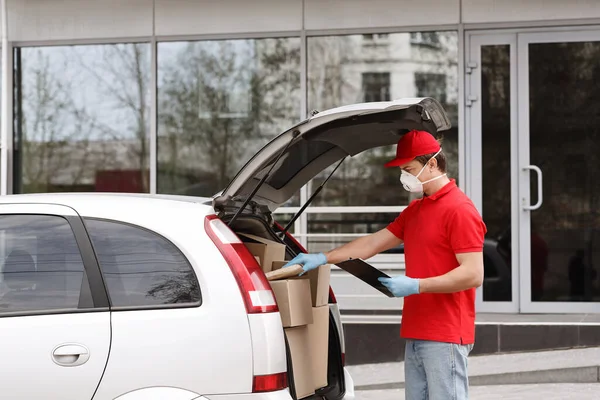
[19,50,98,193]
[18,44,151,193]
[146,270,201,304]
[74,44,151,192]
[157,38,300,196]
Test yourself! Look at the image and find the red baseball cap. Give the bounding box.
[384,130,441,168]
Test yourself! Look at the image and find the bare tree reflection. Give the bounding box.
[146,271,201,304]
[157,38,301,196]
[16,44,151,194]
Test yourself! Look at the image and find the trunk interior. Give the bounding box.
[223,213,346,400]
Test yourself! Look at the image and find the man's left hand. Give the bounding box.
[378,275,420,297]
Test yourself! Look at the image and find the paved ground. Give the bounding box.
[347,347,600,388]
[355,383,600,399]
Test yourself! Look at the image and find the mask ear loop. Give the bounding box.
[416,148,442,178]
[421,148,447,185]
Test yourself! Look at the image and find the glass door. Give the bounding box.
[518,30,600,313]
[467,33,519,313]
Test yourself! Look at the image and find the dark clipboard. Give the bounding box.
[335,258,395,297]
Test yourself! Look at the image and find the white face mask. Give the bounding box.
[399,149,447,194]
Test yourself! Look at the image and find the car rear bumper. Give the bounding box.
[203,389,293,400]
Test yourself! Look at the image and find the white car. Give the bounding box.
[0,97,450,400]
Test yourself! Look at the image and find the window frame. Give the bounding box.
[83,217,202,312]
[0,211,110,318]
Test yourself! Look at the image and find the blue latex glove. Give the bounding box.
[283,253,327,276]
[378,275,420,297]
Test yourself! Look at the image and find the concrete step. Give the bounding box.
[342,316,600,365]
[347,347,600,391]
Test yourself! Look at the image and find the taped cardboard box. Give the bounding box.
[308,305,330,389]
[238,233,286,273]
[285,326,315,399]
[270,278,313,328]
[271,261,331,307]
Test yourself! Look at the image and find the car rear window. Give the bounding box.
[85,218,201,309]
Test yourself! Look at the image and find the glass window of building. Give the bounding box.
[157,38,301,202]
[307,31,459,208]
[362,72,391,102]
[13,44,151,194]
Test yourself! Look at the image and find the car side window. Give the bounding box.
[0,215,89,314]
[85,219,201,308]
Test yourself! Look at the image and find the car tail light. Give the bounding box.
[205,215,278,314]
[328,286,337,304]
[252,372,288,393]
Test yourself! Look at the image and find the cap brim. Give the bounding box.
[384,157,414,168]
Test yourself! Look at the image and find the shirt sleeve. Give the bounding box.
[448,203,487,254]
[386,202,414,240]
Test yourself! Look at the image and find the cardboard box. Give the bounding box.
[285,326,315,399]
[239,233,286,273]
[272,260,288,270]
[270,278,313,328]
[308,306,330,389]
[271,261,331,307]
[307,264,331,307]
[266,264,303,281]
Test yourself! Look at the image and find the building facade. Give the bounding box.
[0,0,599,318]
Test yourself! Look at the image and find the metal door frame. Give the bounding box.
[466,32,519,313]
[468,27,600,313]
[518,28,600,313]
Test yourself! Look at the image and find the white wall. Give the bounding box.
[7,0,153,42]
[303,0,460,30]
[154,0,302,36]
[5,0,600,43]
[462,0,600,24]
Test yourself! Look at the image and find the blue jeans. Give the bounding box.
[404,339,473,400]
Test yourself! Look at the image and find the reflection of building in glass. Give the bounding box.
[305,32,459,213]
[308,32,458,124]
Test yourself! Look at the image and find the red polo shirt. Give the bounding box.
[386,179,486,344]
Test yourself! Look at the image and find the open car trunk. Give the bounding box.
[222,213,345,400]
[213,97,451,215]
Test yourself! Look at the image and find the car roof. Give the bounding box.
[0,192,215,227]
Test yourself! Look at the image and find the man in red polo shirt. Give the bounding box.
[284,129,486,400]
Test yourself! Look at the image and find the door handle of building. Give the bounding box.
[52,344,90,367]
[523,165,543,211]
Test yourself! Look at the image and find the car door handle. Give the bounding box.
[52,344,90,367]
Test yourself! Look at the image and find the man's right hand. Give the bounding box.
[283,253,327,275]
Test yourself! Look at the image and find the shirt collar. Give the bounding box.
[424,179,457,201]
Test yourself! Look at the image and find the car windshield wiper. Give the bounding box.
[279,156,346,238]
[227,130,300,227]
